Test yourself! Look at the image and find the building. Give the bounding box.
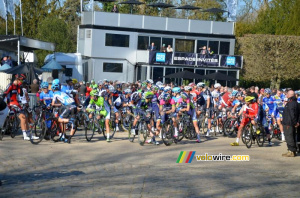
[78,11,242,85]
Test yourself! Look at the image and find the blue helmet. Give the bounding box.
[51,83,60,90]
[41,82,49,89]
[52,79,60,86]
[116,84,122,89]
[265,88,271,94]
[124,89,132,94]
[230,90,239,97]
[163,93,171,101]
[172,87,181,93]
[164,86,171,92]
[180,92,188,99]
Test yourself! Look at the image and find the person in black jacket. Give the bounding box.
[282,90,299,157]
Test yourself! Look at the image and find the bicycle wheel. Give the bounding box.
[242,124,252,148]
[49,118,62,142]
[223,118,236,136]
[256,125,265,147]
[85,119,95,142]
[177,121,184,142]
[201,118,208,134]
[30,120,46,145]
[162,123,173,146]
[138,122,148,146]
[128,121,136,142]
[11,116,18,138]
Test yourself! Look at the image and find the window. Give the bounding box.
[153,67,164,82]
[175,39,195,53]
[105,33,129,47]
[150,37,161,51]
[138,36,149,50]
[162,38,173,50]
[103,63,123,73]
[165,68,175,84]
[219,41,230,55]
[217,70,227,86]
[208,41,219,54]
[197,40,208,53]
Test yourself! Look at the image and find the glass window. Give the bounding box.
[162,38,173,51]
[197,40,208,53]
[175,39,195,53]
[138,36,149,50]
[228,71,237,87]
[150,37,161,51]
[105,33,129,47]
[165,68,175,84]
[208,41,219,54]
[219,41,230,55]
[103,63,123,73]
[153,67,164,82]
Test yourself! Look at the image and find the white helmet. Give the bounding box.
[214,83,221,89]
[212,91,220,98]
[197,82,205,88]
[184,86,192,91]
[164,86,171,92]
[156,81,163,86]
[108,85,115,92]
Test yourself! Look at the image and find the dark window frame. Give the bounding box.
[103,62,123,73]
[105,33,130,48]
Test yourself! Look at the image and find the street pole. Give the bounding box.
[5,0,8,35]
[20,0,23,36]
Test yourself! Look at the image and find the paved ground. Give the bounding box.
[0,130,300,198]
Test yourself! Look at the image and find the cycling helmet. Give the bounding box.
[72,79,78,84]
[245,96,255,102]
[163,93,171,101]
[146,79,154,84]
[91,79,95,83]
[164,86,171,92]
[141,81,147,87]
[144,91,154,99]
[230,90,239,97]
[74,83,81,89]
[108,85,115,92]
[51,83,60,90]
[156,81,163,86]
[172,87,181,93]
[159,85,165,91]
[180,92,188,99]
[214,83,221,89]
[197,82,205,88]
[116,84,122,89]
[131,92,141,102]
[211,91,220,98]
[52,79,60,86]
[15,74,26,80]
[41,82,49,89]
[103,79,109,83]
[97,80,103,85]
[103,84,109,89]
[99,90,107,97]
[152,85,159,91]
[90,90,99,97]
[265,88,271,94]
[184,86,192,91]
[124,89,132,94]
[189,83,195,87]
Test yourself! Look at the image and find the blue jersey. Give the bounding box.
[274,95,285,113]
[61,85,73,94]
[40,90,54,106]
[53,91,75,106]
[263,96,276,115]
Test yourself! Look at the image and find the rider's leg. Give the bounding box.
[277,117,285,141]
[19,113,28,140]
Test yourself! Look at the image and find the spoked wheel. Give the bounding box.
[138,122,148,146]
[85,119,95,142]
[122,115,132,131]
[256,125,265,147]
[177,121,184,142]
[201,118,208,135]
[11,117,19,138]
[223,119,236,136]
[30,121,46,145]
[49,118,62,142]
[162,123,174,146]
[242,124,252,148]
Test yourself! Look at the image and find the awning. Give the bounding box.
[0,35,55,52]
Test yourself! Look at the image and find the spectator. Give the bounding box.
[250,86,258,101]
[282,90,299,157]
[7,56,13,66]
[86,82,92,97]
[208,47,214,55]
[148,42,156,51]
[79,81,87,97]
[166,45,173,52]
[111,4,119,13]
[200,46,208,55]
[1,56,8,65]
[161,44,166,52]
[30,79,40,93]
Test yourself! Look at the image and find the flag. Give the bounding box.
[7,0,15,19]
[227,0,237,22]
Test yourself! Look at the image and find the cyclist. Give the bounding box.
[159,93,176,136]
[86,90,107,123]
[51,79,77,143]
[178,92,201,143]
[274,89,285,141]
[146,79,153,92]
[112,84,123,132]
[231,96,259,146]
[262,88,276,146]
[90,79,98,89]
[61,79,74,94]
[39,81,53,140]
[199,83,214,137]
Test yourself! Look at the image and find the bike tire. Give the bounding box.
[103,121,116,140]
[30,121,46,145]
[85,119,95,142]
[242,124,252,148]
[223,118,236,137]
[10,116,18,138]
[256,125,265,147]
[128,122,136,142]
[138,122,148,146]
[49,118,62,142]
[162,123,173,146]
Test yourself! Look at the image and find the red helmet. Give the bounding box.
[189,83,195,87]
[15,74,26,80]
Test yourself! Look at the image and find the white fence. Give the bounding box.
[0,73,12,91]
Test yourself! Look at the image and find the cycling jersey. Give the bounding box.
[4,82,23,108]
[53,91,76,106]
[263,96,276,115]
[61,85,73,94]
[201,89,214,108]
[87,97,107,117]
[40,90,54,106]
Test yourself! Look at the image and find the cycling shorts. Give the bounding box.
[59,105,77,119]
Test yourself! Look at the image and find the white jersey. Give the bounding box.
[53,91,75,106]
[19,88,29,104]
